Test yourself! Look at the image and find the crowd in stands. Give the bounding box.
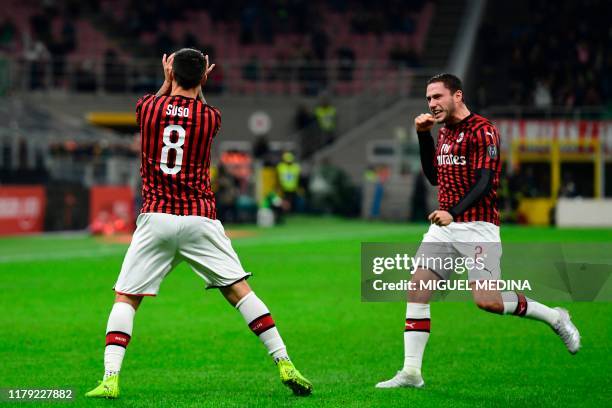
[115,0,426,53]
[476,0,612,110]
[1,0,431,95]
[7,0,610,108]
[126,0,428,95]
[0,0,134,92]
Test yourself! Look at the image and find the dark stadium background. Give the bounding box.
[0,1,610,406]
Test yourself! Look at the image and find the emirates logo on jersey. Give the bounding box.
[437,143,466,165]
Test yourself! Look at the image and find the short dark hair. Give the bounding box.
[172,48,205,89]
[427,73,463,95]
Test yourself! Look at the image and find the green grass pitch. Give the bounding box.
[0,217,610,407]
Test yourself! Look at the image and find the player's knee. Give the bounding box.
[475,298,503,313]
[115,293,143,310]
[220,279,252,306]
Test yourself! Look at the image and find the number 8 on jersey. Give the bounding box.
[160,125,186,175]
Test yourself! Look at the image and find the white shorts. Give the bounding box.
[114,213,251,296]
[416,221,502,281]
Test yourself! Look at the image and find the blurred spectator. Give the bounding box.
[520,166,542,198]
[240,4,258,44]
[0,18,17,52]
[0,56,9,95]
[308,161,334,214]
[584,84,602,106]
[182,31,201,50]
[559,174,579,198]
[242,56,260,81]
[154,30,175,55]
[30,12,52,45]
[298,51,325,95]
[268,52,292,82]
[336,45,356,81]
[310,27,329,60]
[75,59,97,92]
[41,18,77,88]
[131,67,157,94]
[23,36,51,89]
[60,19,77,54]
[124,5,144,35]
[389,44,420,68]
[259,7,275,44]
[295,104,316,159]
[276,152,302,213]
[216,164,239,223]
[308,159,358,216]
[252,134,271,164]
[104,49,127,93]
[393,10,416,34]
[533,79,552,108]
[295,104,314,130]
[314,95,337,145]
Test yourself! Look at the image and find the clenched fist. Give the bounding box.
[428,210,453,226]
[414,113,435,132]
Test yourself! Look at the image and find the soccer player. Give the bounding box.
[376,74,580,389]
[86,49,312,398]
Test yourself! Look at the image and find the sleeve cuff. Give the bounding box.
[417,131,432,138]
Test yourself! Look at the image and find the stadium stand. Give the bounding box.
[472,0,612,114]
[3,0,435,96]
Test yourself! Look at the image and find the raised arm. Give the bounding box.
[414,113,438,186]
[155,53,174,97]
[198,54,216,104]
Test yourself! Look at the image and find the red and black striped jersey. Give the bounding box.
[435,113,501,225]
[136,94,221,218]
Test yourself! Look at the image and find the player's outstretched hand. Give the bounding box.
[162,53,175,83]
[415,113,435,132]
[428,210,453,226]
[201,55,216,88]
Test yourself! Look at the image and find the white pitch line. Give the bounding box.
[0,247,127,264]
[0,226,423,263]
[233,227,422,247]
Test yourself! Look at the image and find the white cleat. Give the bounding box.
[375,367,425,389]
[552,307,581,354]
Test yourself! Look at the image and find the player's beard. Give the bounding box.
[439,101,456,124]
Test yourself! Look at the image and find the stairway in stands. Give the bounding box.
[316,0,471,180]
[412,0,467,92]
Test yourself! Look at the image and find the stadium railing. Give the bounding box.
[4,56,429,98]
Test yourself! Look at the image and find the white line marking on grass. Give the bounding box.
[0,247,127,264]
[0,225,424,262]
[234,227,422,247]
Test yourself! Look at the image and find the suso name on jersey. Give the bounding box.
[166,104,190,118]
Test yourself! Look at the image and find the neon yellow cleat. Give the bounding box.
[85,374,119,399]
[277,359,312,396]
